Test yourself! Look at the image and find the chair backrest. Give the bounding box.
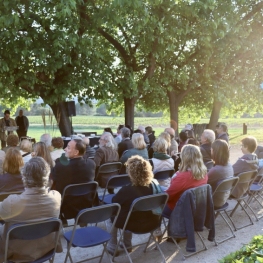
[97,162,122,175]
[212,177,239,208]
[204,161,214,170]
[106,174,131,189]
[5,218,61,262]
[0,191,23,202]
[154,169,175,180]
[231,170,258,199]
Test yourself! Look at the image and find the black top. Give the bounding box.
[118,138,134,158]
[200,143,212,163]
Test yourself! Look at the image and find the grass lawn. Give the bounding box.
[25,116,263,145]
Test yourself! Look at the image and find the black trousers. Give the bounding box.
[17,130,27,140]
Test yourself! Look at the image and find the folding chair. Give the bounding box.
[60,182,98,226]
[99,174,130,204]
[228,170,258,230]
[204,161,214,171]
[4,218,62,263]
[154,169,175,181]
[112,193,169,263]
[63,203,121,263]
[212,177,239,245]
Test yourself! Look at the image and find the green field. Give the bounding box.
[25,116,263,145]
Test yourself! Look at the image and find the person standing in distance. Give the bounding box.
[15,109,29,140]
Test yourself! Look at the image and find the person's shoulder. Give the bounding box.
[47,190,62,201]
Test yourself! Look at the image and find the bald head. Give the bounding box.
[164,128,175,138]
[82,137,90,146]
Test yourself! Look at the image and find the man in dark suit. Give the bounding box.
[118,127,134,158]
[52,139,95,219]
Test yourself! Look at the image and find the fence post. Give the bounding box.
[243,123,247,135]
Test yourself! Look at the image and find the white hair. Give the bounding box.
[40,133,52,147]
[202,129,215,143]
[103,132,117,150]
[138,125,145,133]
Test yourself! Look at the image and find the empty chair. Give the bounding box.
[229,170,258,230]
[5,218,62,263]
[212,177,239,245]
[63,203,121,263]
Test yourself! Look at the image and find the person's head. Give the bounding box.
[138,125,145,133]
[121,127,130,139]
[186,138,200,146]
[201,129,215,144]
[104,127,113,136]
[21,157,50,188]
[132,133,146,150]
[33,142,54,167]
[211,139,229,166]
[51,137,64,149]
[186,130,195,139]
[4,110,10,120]
[164,127,175,139]
[241,136,257,154]
[65,139,85,158]
[82,137,90,146]
[145,126,153,135]
[99,132,117,149]
[40,134,52,148]
[117,125,124,134]
[20,139,32,152]
[3,148,24,174]
[179,145,207,180]
[159,132,171,148]
[6,134,19,147]
[19,109,23,117]
[126,155,153,186]
[216,124,228,135]
[179,131,188,143]
[153,137,168,154]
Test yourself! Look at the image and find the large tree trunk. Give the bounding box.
[49,102,72,136]
[167,90,179,135]
[124,97,136,130]
[208,100,223,130]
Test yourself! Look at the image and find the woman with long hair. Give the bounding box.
[164,145,208,217]
[208,139,233,192]
[32,142,54,168]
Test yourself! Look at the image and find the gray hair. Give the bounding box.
[20,139,32,152]
[138,125,145,133]
[121,127,130,138]
[40,133,52,147]
[21,157,50,188]
[103,132,117,150]
[82,137,90,146]
[202,129,215,143]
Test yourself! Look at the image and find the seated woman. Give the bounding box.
[152,137,174,187]
[50,137,65,161]
[0,148,24,192]
[20,139,32,164]
[32,142,55,168]
[107,155,160,255]
[164,145,208,217]
[207,139,234,192]
[2,134,20,153]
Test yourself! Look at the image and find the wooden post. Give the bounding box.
[243,123,247,135]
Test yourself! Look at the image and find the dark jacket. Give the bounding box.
[200,143,212,163]
[52,156,95,219]
[83,145,96,160]
[94,146,119,167]
[232,153,258,176]
[168,184,215,252]
[148,133,156,147]
[217,133,229,144]
[0,173,24,193]
[118,138,134,158]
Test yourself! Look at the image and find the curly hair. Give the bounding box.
[3,148,24,174]
[126,155,153,186]
[51,137,64,149]
[7,134,19,147]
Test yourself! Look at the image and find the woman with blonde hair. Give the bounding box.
[32,142,55,168]
[164,144,208,217]
[20,139,32,164]
[0,148,24,192]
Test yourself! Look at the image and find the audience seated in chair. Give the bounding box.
[50,137,65,161]
[178,131,188,152]
[137,125,150,144]
[115,124,124,145]
[52,139,95,219]
[164,128,178,155]
[200,129,215,163]
[40,133,53,152]
[19,139,32,164]
[145,126,155,147]
[82,137,96,160]
[2,134,20,153]
[0,148,24,192]
[32,142,55,169]
[216,123,229,144]
[118,127,133,158]
[232,136,258,176]
[0,157,61,262]
[107,155,161,255]
[164,145,208,217]
[207,139,233,192]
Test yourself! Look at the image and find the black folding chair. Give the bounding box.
[212,177,239,245]
[99,174,130,204]
[4,218,62,263]
[229,170,258,230]
[112,193,168,263]
[63,203,121,263]
[154,169,175,181]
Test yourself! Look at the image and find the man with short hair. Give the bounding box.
[83,137,96,159]
[216,124,229,144]
[164,127,178,154]
[52,139,95,219]
[0,110,17,149]
[200,129,215,163]
[15,109,29,139]
[145,126,155,147]
[118,127,134,157]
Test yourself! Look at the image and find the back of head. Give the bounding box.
[21,157,50,188]
[138,125,145,133]
[220,124,228,132]
[51,137,64,149]
[241,136,257,153]
[73,139,86,155]
[180,145,207,180]
[20,139,32,152]
[211,139,229,165]
[159,132,171,147]
[117,124,124,132]
[153,137,168,153]
[104,127,113,136]
[7,134,19,147]
[82,137,90,146]
[103,132,117,150]
[179,131,188,142]
[132,133,146,150]
[40,134,52,147]
[202,129,215,143]
[33,142,53,167]
[121,127,130,138]
[126,155,153,186]
[187,138,200,146]
[3,148,24,174]
[145,126,153,134]
[164,127,175,138]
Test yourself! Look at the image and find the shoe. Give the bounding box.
[120,243,133,253]
[106,247,119,257]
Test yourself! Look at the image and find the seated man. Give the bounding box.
[200,129,215,163]
[138,125,150,144]
[216,123,229,144]
[52,139,95,219]
[118,127,133,158]
[83,137,96,159]
[0,157,61,262]
[178,131,188,152]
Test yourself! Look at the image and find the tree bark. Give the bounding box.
[167,90,179,135]
[49,102,72,136]
[124,97,136,130]
[208,100,223,130]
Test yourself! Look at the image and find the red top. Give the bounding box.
[166,170,208,210]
